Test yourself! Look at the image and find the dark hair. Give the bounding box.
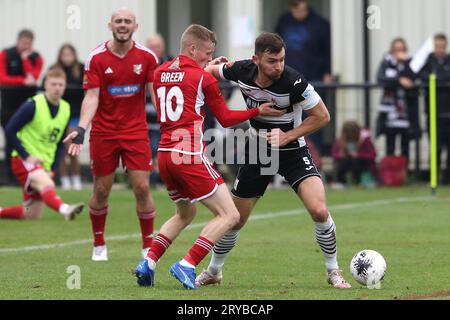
[254,32,286,56]
[434,33,447,42]
[342,120,361,143]
[289,0,307,7]
[17,29,34,40]
[54,43,82,80]
[389,37,407,54]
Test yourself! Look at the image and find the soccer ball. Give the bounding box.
[350,250,387,289]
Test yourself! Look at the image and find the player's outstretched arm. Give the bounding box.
[63,88,100,156]
[267,100,330,148]
[205,59,232,80]
[258,103,287,117]
[204,77,286,127]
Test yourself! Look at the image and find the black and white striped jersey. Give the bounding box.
[219,60,321,150]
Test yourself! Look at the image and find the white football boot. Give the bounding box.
[92,245,108,261]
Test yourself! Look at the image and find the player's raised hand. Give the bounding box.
[266,128,292,148]
[258,102,287,117]
[63,127,86,156]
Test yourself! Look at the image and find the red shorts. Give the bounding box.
[11,156,43,203]
[158,151,224,203]
[89,137,154,177]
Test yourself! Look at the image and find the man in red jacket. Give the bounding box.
[0,29,43,185]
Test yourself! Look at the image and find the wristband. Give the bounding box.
[73,127,86,144]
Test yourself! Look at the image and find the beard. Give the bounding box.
[265,71,282,81]
[113,30,133,43]
[268,73,282,81]
[259,67,283,82]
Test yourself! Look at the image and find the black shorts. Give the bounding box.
[231,145,321,198]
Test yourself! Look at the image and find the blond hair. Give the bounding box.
[180,24,216,52]
[45,67,67,81]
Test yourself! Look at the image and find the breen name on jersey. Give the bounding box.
[160,72,185,83]
[220,60,321,150]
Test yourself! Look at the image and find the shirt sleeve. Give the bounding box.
[203,75,259,127]
[5,100,36,159]
[22,53,44,80]
[146,52,159,83]
[83,56,101,89]
[219,60,249,82]
[0,51,26,85]
[377,59,400,87]
[291,76,321,110]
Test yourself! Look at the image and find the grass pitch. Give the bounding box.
[1,185,449,300]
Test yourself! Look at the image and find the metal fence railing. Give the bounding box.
[1,81,449,185]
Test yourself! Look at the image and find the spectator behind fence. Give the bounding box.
[52,44,85,190]
[0,29,43,185]
[332,121,376,187]
[420,33,450,185]
[376,38,414,158]
[275,0,332,153]
[145,34,174,187]
[146,34,173,64]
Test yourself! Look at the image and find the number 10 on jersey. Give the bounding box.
[157,86,184,122]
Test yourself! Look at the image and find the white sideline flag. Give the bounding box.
[410,37,434,74]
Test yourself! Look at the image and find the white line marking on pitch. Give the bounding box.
[0,196,435,254]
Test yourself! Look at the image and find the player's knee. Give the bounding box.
[234,215,248,229]
[225,210,240,229]
[310,205,329,222]
[38,180,55,191]
[93,185,111,202]
[47,180,56,189]
[176,211,195,226]
[133,181,150,199]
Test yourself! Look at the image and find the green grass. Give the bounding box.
[1,185,449,300]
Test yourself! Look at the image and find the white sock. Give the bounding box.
[72,175,82,189]
[179,259,195,269]
[61,176,71,189]
[208,230,239,274]
[58,204,69,215]
[315,215,339,271]
[145,257,156,270]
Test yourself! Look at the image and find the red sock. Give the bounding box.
[138,210,155,249]
[184,236,214,267]
[40,187,64,213]
[147,233,172,262]
[89,206,108,247]
[0,206,24,219]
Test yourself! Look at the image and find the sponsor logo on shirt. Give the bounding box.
[107,84,141,96]
[133,64,142,75]
[302,85,313,99]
